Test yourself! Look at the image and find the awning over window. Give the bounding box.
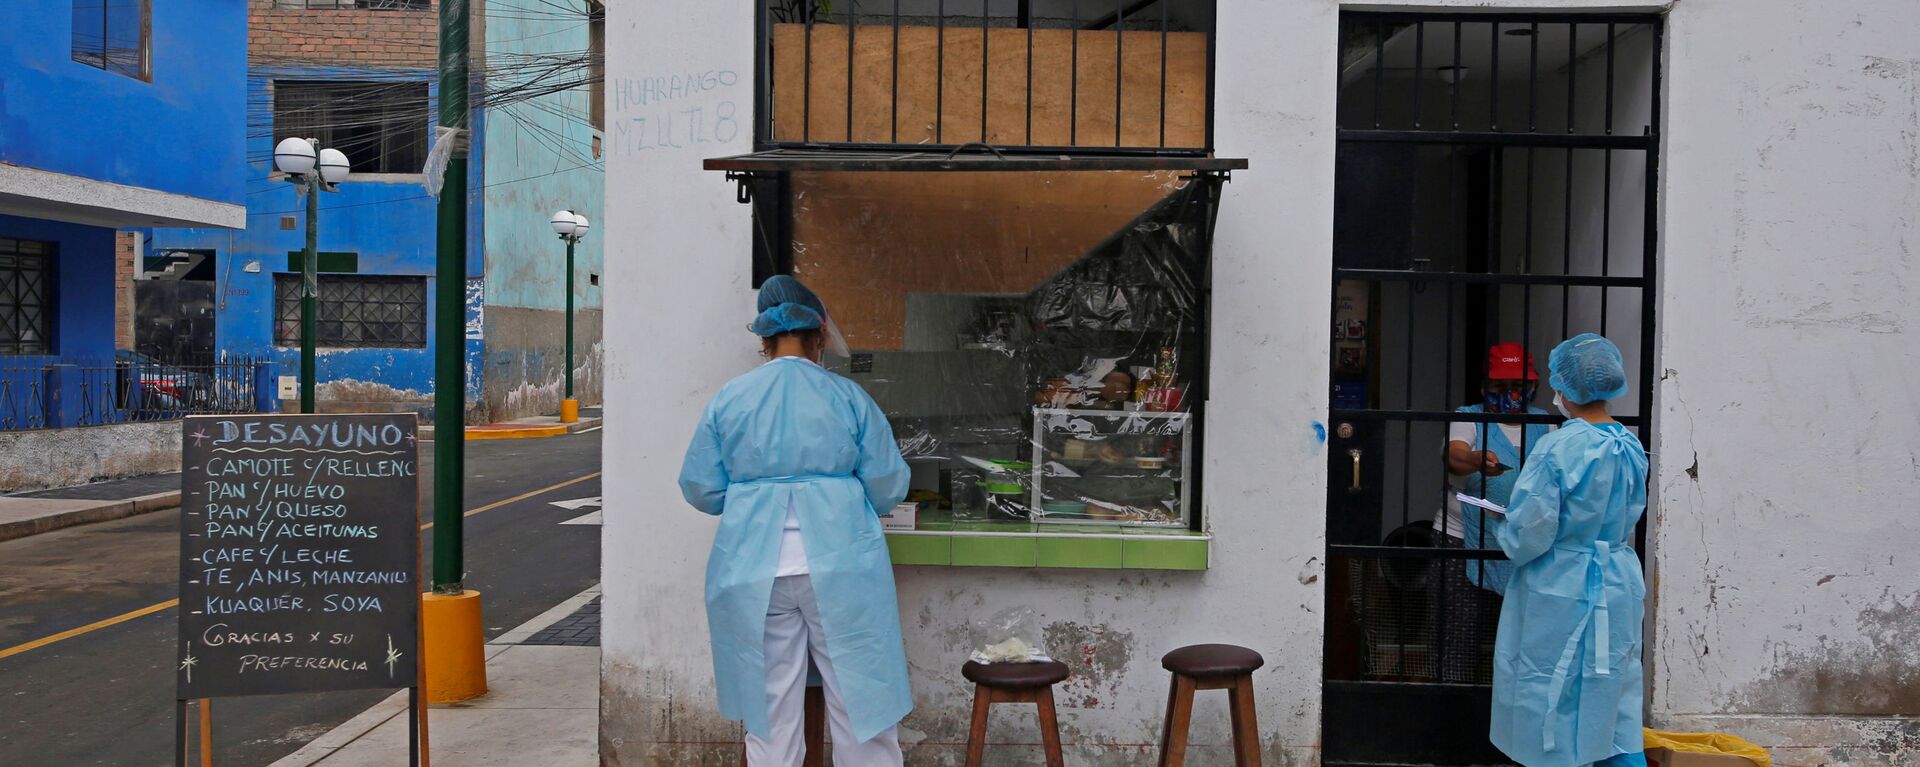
[703,148,1248,173]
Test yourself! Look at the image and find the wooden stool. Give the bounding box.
[740,685,825,767]
[1157,644,1266,767]
[961,660,1070,767]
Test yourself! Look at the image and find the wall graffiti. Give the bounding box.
[608,70,743,155]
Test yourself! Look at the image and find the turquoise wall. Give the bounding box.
[481,3,604,312]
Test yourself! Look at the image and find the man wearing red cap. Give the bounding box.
[1431,342,1553,684]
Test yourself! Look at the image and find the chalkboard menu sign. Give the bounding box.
[177,414,420,699]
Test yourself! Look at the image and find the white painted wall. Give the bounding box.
[1646,1,1920,761]
[603,0,1920,764]
[600,2,1333,763]
[598,3,760,764]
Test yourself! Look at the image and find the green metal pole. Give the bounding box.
[432,0,470,593]
[563,237,574,401]
[300,165,318,414]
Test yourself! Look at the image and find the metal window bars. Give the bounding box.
[275,0,430,9]
[754,0,1216,155]
[0,238,54,356]
[273,274,430,349]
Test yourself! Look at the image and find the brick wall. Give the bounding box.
[250,0,441,69]
[115,231,135,351]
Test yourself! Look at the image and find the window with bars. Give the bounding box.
[71,0,150,80]
[588,0,606,130]
[274,80,430,175]
[0,239,54,356]
[275,0,429,9]
[274,274,427,349]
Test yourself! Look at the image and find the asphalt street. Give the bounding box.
[0,429,604,766]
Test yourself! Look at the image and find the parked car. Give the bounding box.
[115,352,252,414]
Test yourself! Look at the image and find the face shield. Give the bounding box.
[822,315,851,359]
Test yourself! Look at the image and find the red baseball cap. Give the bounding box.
[1486,342,1539,380]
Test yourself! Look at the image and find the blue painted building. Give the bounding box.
[152,67,482,417]
[0,0,249,429]
[148,0,603,424]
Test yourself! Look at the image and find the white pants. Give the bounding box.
[746,575,904,767]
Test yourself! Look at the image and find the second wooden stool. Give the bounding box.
[961,659,1071,767]
[1157,643,1266,767]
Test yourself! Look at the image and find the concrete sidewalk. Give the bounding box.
[269,585,603,767]
[0,473,181,542]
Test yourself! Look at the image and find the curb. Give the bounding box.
[418,416,603,442]
[465,424,571,440]
[0,490,180,543]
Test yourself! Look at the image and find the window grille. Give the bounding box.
[0,239,54,356]
[274,274,428,349]
[276,0,429,10]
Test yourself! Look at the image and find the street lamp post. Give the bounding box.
[272,137,351,414]
[548,210,589,423]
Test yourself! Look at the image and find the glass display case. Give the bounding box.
[1029,407,1192,528]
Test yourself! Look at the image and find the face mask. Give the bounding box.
[1483,388,1533,414]
[1554,393,1573,418]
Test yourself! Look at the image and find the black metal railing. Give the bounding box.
[755,0,1216,155]
[0,354,273,432]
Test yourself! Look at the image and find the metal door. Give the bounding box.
[1323,13,1661,765]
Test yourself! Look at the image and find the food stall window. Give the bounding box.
[783,169,1225,548]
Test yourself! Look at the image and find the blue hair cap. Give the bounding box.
[1548,333,1629,404]
[758,275,826,316]
[749,303,825,337]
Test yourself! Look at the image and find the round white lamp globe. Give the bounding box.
[550,210,579,237]
[317,148,351,184]
[273,137,317,176]
[570,213,590,238]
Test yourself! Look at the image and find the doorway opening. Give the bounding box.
[1322,12,1661,766]
[136,248,218,367]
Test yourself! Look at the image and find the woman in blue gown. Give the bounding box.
[1491,334,1650,767]
[679,276,913,766]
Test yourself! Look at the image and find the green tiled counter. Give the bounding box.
[884,511,1209,571]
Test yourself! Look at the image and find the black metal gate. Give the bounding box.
[1323,12,1661,765]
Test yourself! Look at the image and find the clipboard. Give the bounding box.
[1456,492,1508,516]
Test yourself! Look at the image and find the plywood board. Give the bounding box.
[772,24,1208,149]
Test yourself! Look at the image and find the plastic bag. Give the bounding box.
[1644,729,1771,767]
[421,126,463,198]
[968,606,1050,664]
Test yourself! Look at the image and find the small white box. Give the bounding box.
[881,502,919,529]
[277,375,299,399]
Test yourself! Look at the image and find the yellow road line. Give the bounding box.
[0,471,602,661]
[422,471,600,529]
[0,599,180,661]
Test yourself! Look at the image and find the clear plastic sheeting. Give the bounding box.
[809,174,1224,533]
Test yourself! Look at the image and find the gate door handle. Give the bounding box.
[1348,448,1363,493]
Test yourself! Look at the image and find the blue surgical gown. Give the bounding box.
[1491,419,1648,767]
[679,357,913,743]
[1453,404,1553,594]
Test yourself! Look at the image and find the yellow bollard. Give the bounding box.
[422,590,489,703]
[560,398,580,424]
